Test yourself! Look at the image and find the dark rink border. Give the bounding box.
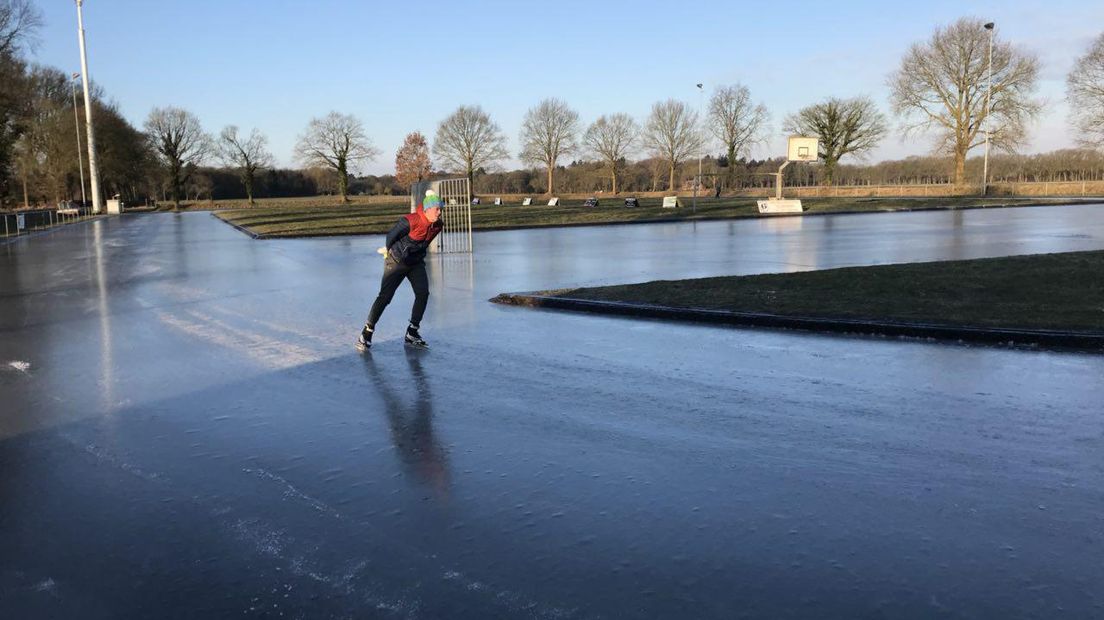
[491,293,1104,352]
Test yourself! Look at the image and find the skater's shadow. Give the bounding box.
[361,349,450,500]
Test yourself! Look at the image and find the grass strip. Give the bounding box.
[530,251,1104,334]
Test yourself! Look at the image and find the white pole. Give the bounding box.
[71,74,87,206]
[776,160,790,200]
[982,22,994,197]
[695,83,703,214]
[76,0,103,214]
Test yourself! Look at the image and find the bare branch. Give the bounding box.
[432,105,508,191]
[519,98,580,194]
[783,96,887,185]
[219,125,272,204]
[144,106,213,208]
[642,99,703,191]
[0,0,42,56]
[294,111,378,202]
[582,113,639,194]
[889,17,1041,183]
[1068,32,1104,148]
[708,84,770,188]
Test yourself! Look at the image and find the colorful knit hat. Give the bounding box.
[423,190,442,210]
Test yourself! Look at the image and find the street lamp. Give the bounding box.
[75,0,103,214]
[70,73,87,207]
[694,82,703,214]
[982,21,994,197]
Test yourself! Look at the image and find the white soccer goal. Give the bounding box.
[410,179,473,253]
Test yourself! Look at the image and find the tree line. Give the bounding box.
[3,5,1104,209]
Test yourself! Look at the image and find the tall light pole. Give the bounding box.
[75,0,103,214]
[982,21,994,197]
[70,73,87,206]
[694,82,703,214]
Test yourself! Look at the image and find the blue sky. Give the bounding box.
[28,0,1104,174]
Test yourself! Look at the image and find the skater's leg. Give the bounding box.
[403,263,430,347]
[406,262,430,327]
[366,259,408,327]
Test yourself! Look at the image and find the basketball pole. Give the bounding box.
[775,161,791,200]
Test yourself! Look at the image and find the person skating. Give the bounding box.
[357,191,443,350]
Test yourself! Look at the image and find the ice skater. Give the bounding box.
[357,190,443,350]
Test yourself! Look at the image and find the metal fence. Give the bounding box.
[1,208,94,238]
[434,178,472,253]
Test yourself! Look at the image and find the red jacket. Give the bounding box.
[385,205,443,265]
[405,205,443,243]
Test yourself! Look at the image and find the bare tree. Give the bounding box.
[519,98,580,195]
[218,125,272,205]
[144,106,212,209]
[394,131,432,189]
[1068,32,1104,148]
[0,0,40,207]
[294,111,378,202]
[889,18,1040,185]
[582,113,639,194]
[643,99,703,191]
[0,0,42,56]
[708,84,769,189]
[783,96,887,186]
[433,105,508,191]
[6,65,63,205]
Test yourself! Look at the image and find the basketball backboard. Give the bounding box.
[787,136,819,162]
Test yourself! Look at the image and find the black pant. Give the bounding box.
[367,257,429,328]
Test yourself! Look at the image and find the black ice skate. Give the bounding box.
[404,324,428,348]
[356,325,373,351]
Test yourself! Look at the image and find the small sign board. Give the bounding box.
[16,213,25,230]
[662,196,679,208]
[757,199,804,214]
[522,197,532,206]
[624,197,639,208]
[547,197,559,206]
[583,197,598,208]
[494,197,502,206]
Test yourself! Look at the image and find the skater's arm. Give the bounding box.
[384,218,410,250]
